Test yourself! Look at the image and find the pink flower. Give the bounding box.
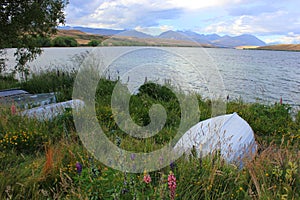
[168,171,176,200]
[143,174,151,184]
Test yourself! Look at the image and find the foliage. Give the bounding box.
[0,74,18,90]
[20,70,76,102]
[0,74,299,199]
[36,36,52,47]
[0,0,68,73]
[52,36,78,47]
[0,129,47,153]
[101,38,149,46]
[88,39,101,47]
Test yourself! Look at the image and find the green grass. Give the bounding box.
[0,72,299,199]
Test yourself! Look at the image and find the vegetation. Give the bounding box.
[0,0,68,73]
[52,36,78,47]
[0,72,299,199]
[88,40,101,47]
[254,44,300,52]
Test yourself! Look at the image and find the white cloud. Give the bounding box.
[64,0,300,43]
[166,0,242,10]
[66,0,182,29]
[204,11,300,36]
[264,33,300,44]
[65,0,247,29]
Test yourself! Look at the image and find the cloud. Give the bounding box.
[264,33,300,44]
[204,10,300,36]
[65,0,104,19]
[64,0,300,43]
[228,4,277,16]
[66,0,183,29]
[65,0,248,29]
[166,0,242,10]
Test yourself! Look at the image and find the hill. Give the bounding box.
[157,31,265,48]
[212,34,266,48]
[56,30,107,45]
[116,30,153,38]
[59,26,123,35]
[58,26,266,48]
[55,29,213,47]
[255,44,300,51]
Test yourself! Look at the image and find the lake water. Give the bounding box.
[4,47,300,108]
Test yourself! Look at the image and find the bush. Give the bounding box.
[88,39,101,47]
[52,36,78,47]
[0,130,47,153]
[20,70,76,101]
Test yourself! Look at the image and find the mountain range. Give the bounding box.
[59,26,266,48]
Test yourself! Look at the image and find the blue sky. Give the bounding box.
[65,0,300,44]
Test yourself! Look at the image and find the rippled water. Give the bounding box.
[4,47,300,107]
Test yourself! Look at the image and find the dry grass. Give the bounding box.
[256,44,300,51]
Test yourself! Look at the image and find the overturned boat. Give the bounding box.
[174,112,257,165]
[21,99,85,121]
[0,88,84,121]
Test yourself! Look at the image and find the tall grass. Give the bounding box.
[0,73,299,199]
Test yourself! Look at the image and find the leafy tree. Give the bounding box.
[0,0,68,75]
[52,36,78,47]
[88,39,101,47]
[36,36,52,47]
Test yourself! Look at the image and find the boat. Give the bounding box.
[174,112,257,166]
[0,88,84,121]
[21,99,85,121]
[0,89,56,109]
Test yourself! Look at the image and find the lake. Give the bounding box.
[4,47,300,108]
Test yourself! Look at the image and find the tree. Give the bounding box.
[0,0,68,75]
[52,36,78,47]
[88,39,101,47]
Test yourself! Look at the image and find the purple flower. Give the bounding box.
[170,162,176,170]
[130,153,136,161]
[76,162,82,175]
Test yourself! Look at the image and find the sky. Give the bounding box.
[65,0,300,44]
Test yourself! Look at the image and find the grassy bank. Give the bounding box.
[0,72,299,199]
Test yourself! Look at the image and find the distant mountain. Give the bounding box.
[212,34,266,48]
[59,26,123,35]
[158,30,192,41]
[204,34,221,41]
[59,26,266,48]
[116,30,153,38]
[177,31,212,44]
[158,31,265,47]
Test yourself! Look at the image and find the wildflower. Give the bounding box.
[11,104,16,115]
[143,173,151,184]
[130,153,136,161]
[75,162,82,175]
[168,171,176,200]
[170,162,176,171]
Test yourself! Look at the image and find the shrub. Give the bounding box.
[52,36,78,47]
[0,129,47,153]
[88,39,101,47]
